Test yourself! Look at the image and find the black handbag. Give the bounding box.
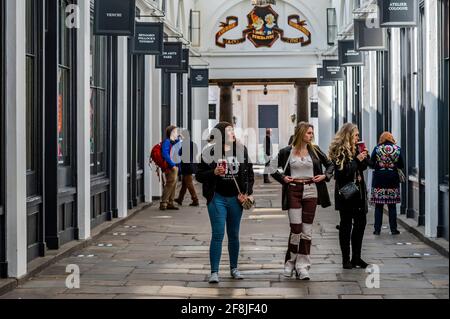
[338,170,360,200]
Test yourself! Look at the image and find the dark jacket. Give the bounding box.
[333,152,370,213]
[369,142,404,189]
[180,140,198,176]
[271,145,334,211]
[196,144,255,205]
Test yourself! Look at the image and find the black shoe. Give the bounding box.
[391,230,400,235]
[174,199,183,206]
[373,230,380,235]
[343,261,353,269]
[351,259,369,269]
[264,179,272,184]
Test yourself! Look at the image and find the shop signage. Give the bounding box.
[338,40,365,66]
[165,49,189,73]
[155,42,183,69]
[190,68,209,88]
[94,0,136,36]
[317,68,336,87]
[216,5,311,48]
[379,0,418,27]
[322,60,345,81]
[131,22,164,55]
[354,19,388,51]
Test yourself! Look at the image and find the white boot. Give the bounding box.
[284,252,297,278]
[295,254,311,280]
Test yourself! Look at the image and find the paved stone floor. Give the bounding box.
[1,173,448,299]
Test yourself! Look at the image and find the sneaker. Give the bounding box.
[343,261,353,269]
[351,258,369,269]
[373,230,381,235]
[208,272,220,284]
[230,268,244,280]
[391,230,400,235]
[296,268,310,281]
[283,261,296,278]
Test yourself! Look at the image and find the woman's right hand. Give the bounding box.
[356,151,368,162]
[214,166,226,176]
[283,176,294,184]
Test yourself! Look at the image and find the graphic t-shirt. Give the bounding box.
[215,156,241,197]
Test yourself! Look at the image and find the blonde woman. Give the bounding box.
[271,122,333,280]
[329,123,370,269]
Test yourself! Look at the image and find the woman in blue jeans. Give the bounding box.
[196,122,254,284]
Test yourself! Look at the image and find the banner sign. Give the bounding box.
[317,68,336,87]
[322,60,345,81]
[379,0,418,27]
[94,0,136,36]
[216,5,311,48]
[338,40,365,66]
[190,68,209,88]
[165,49,189,73]
[155,42,183,69]
[354,19,388,51]
[131,22,164,55]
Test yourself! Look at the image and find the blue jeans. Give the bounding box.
[374,204,398,232]
[207,193,243,274]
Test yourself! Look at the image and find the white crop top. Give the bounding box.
[290,152,314,179]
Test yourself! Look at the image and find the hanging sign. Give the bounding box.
[379,0,418,27]
[131,22,164,55]
[317,68,336,87]
[190,68,209,88]
[322,60,345,81]
[165,49,189,73]
[155,42,182,69]
[93,0,136,36]
[338,40,365,66]
[354,19,388,51]
[216,5,311,48]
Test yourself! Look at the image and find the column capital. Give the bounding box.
[217,81,234,88]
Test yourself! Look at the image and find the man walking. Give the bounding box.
[263,128,273,184]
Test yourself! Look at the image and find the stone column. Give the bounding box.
[219,82,233,124]
[296,81,309,124]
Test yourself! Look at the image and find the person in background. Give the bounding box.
[263,128,273,184]
[175,137,200,207]
[370,132,404,236]
[196,122,255,284]
[160,125,181,211]
[328,123,370,270]
[271,122,333,280]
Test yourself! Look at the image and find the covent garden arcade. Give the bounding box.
[0,0,448,302]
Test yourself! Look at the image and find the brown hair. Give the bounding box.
[291,122,318,157]
[165,125,178,139]
[379,132,396,144]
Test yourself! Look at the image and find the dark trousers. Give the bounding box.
[177,174,198,203]
[263,160,271,182]
[374,204,398,232]
[339,209,367,262]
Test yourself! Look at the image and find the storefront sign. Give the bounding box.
[338,40,365,66]
[155,42,183,69]
[322,60,345,81]
[131,22,164,55]
[216,5,311,48]
[165,49,189,73]
[317,68,336,87]
[379,0,418,27]
[190,68,209,88]
[354,19,388,51]
[94,0,136,36]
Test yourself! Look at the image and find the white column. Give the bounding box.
[151,57,163,198]
[390,29,402,145]
[424,0,439,238]
[317,86,333,152]
[183,73,189,129]
[144,56,153,203]
[76,0,91,240]
[170,73,177,126]
[116,38,128,218]
[5,0,27,278]
[192,87,209,154]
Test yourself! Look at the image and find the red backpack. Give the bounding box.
[150,142,171,172]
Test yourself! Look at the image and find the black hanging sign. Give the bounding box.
[317,68,336,87]
[338,40,365,66]
[131,22,164,55]
[322,60,345,81]
[165,49,190,73]
[155,42,183,69]
[379,0,418,27]
[354,19,387,51]
[94,0,136,36]
[190,68,209,88]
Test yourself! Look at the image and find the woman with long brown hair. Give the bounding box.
[271,122,333,280]
[329,123,370,269]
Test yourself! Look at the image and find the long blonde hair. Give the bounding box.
[328,123,358,170]
[291,122,318,157]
